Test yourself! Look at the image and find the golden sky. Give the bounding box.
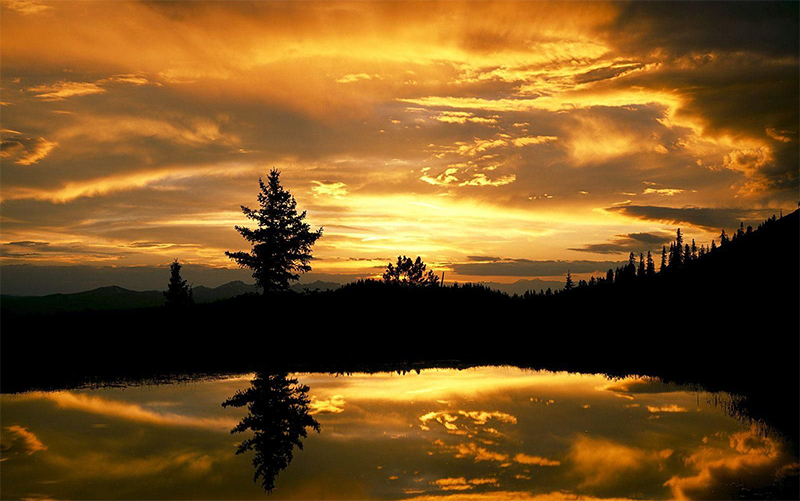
[1,1,798,290]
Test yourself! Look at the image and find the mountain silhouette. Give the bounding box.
[0,280,345,315]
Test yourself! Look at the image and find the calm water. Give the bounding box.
[1,367,797,500]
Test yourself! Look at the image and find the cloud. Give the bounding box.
[419,410,515,435]
[607,205,779,231]
[0,425,48,456]
[431,477,498,491]
[15,137,58,165]
[309,395,345,414]
[664,427,786,500]
[311,181,348,199]
[336,73,380,84]
[570,232,673,255]
[646,405,687,413]
[1,133,58,165]
[34,392,237,430]
[450,258,625,277]
[28,81,107,100]
[2,162,254,202]
[1,0,51,15]
[513,453,561,467]
[643,188,688,196]
[451,442,509,462]
[432,111,498,125]
[26,73,156,101]
[569,436,648,488]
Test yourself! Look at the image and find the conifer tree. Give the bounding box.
[226,169,323,294]
[164,259,193,307]
[638,253,645,277]
[646,251,655,276]
[669,229,684,268]
[719,229,730,246]
[660,246,667,273]
[564,270,574,290]
[691,239,697,259]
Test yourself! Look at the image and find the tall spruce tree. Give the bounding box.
[164,259,193,307]
[564,270,574,290]
[226,169,323,294]
[646,251,656,276]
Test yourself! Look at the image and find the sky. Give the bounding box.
[1,1,798,293]
[2,368,796,500]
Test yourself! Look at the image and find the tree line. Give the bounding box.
[557,215,784,296]
[163,167,789,306]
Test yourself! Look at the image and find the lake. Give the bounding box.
[1,367,797,500]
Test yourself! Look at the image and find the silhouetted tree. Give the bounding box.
[668,229,683,269]
[164,259,193,307]
[720,229,730,246]
[660,246,667,273]
[222,373,320,493]
[383,256,440,286]
[711,239,717,251]
[646,251,656,276]
[691,239,697,260]
[564,270,574,290]
[226,169,323,294]
[684,243,691,264]
[638,253,645,277]
[606,268,614,284]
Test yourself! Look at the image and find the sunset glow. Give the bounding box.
[1,1,797,287]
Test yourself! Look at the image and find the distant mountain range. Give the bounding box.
[0,280,335,315]
[475,278,564,296]
[0,277,560,315]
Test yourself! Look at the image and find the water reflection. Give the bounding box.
[222,373,319,492]
[1,367,797,500]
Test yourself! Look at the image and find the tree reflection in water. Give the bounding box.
[222,373,320,493]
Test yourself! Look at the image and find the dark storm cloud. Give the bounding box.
[569,232,673,255]
[607,205,781,231]
[611,2,800,57]
[450,258,624,277]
